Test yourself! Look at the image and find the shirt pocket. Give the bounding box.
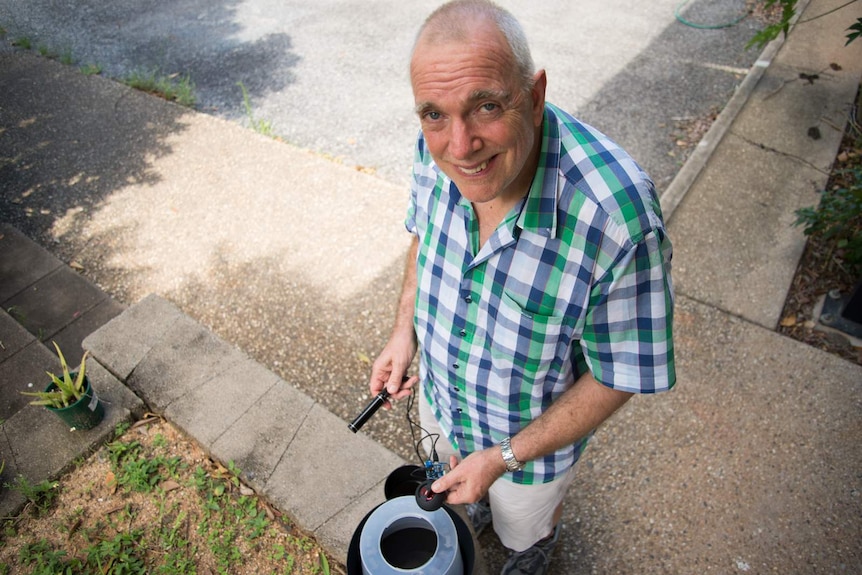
[488,291,566,382]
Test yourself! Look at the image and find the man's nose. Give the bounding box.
[448,118,480,159]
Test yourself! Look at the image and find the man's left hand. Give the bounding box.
[431,448,506,505]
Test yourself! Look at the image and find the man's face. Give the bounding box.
[410,26,546,206]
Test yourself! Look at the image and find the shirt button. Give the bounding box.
[453,363,459,369]
[464,295,472,303]
[459,329,467,337]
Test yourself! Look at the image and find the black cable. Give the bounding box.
[405,388,441,465]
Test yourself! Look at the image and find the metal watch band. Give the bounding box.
[500,437,524,472]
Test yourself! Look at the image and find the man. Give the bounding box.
[369,1,676,573]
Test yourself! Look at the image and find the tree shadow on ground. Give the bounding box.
[0,0,299,117]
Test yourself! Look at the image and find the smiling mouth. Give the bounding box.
[459,160,489,175]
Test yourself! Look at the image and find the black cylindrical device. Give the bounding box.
[348,389,390,433]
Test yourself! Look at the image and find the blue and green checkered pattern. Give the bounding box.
[406,103,675,485]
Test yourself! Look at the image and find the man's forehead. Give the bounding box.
[414,87,511,113]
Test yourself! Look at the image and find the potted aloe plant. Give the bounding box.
[21,342,105,430]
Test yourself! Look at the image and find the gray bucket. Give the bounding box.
[346,466,475,574]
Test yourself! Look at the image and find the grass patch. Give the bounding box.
[238,81,275,137]
[11,36,31,50]
[0,419,334,574]
[80,63,102,76]
[124,69,196,108]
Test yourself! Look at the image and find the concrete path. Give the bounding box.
[1,0,861,573]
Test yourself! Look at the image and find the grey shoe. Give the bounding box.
[465,498,492,536]
[499,523,562,575]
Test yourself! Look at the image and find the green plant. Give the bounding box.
[5,305,24,323]
[107,438,185,493]
[7,477,59,515]
[749,0,861,49]
[11,36,31,50]
[238,81,275,137]
[124,69,196,107]
[86,530,148,574]
[0,420,330,573]
[80,63,102,76]
[794,164,862,275]
[20,342,89,409]
[18,539,82,574]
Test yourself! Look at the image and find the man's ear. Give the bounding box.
[531,69,547,126]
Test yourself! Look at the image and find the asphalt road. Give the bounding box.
[0,0,769,190]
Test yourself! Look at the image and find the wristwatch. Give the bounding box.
[499,437,525,472]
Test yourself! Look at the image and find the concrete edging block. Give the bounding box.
[210,378,316,488]
[263,402,405,532]
[83,294,186,381]
[125,312,248,411]
[165,358,281,446]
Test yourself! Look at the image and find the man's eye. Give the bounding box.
[480,103,498,112]
[425,111,441,121]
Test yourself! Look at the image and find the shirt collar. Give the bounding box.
[516,106,559,239]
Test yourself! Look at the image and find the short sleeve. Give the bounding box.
[580,227,675,393]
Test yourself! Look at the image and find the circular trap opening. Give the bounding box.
[380,516,438,569]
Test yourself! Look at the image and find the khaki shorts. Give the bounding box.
[419,392,577,552]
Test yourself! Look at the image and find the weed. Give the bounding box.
[152,432,167,448]
[5,306,24,323]
[0,420,329,573]
[114,421,131,438]
[18,539,81,573]
[11,37,31,50]
[6,477,58,515]
[794,164,862,275]
[238,81,275,137]
[80,63,102,76]
[154,510,197,574]
[107,437,185,492]
[86,530,148,574]
[124,69,196,108]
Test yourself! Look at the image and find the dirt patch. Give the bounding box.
[777,121,862,366]
[0,417,338,574]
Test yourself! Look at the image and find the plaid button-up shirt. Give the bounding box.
[406,103,675,484]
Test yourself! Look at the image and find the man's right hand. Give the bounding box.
[369,335,418,407]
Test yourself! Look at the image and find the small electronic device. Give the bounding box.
[415,453,447,511]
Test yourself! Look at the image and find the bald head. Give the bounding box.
[412,0,535,91]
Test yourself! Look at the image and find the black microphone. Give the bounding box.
[348,389,390,433]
